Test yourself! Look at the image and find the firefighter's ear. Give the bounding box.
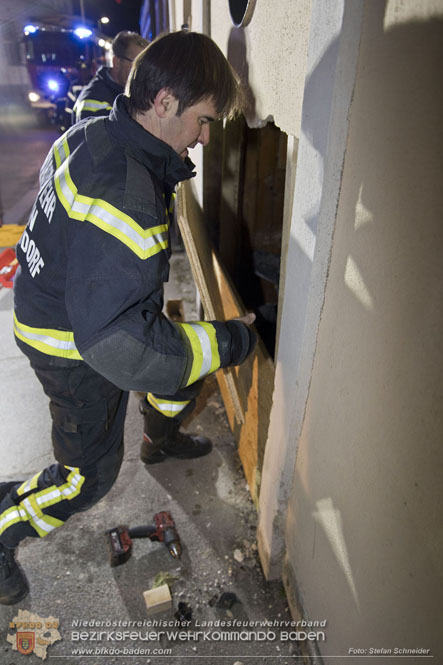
[153,88,178,118]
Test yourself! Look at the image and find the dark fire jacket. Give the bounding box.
[73,66,123,123]
[13,96,255,395]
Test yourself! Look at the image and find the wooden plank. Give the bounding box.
[176,180,245,426]
[176,180,275,503]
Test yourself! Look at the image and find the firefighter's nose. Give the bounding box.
[199,123,210,147]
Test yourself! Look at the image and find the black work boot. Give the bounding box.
[140,398,212,464]
[0,542,29,605]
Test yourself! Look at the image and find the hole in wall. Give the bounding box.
[204,116,287,359]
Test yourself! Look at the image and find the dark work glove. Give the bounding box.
[224,320,257,366]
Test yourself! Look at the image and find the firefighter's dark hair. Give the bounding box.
[126,30,243,119]
[112,31,149,59]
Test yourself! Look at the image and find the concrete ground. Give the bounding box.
[0,125,301,664]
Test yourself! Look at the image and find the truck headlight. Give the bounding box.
[28,92,40,103]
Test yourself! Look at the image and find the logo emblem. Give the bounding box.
[7,610,61,659]
[17,631,35,655]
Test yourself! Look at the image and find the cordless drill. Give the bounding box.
[106,511,182,567]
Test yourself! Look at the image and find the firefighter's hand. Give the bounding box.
[233,312,256,326]
[225,313,257,366]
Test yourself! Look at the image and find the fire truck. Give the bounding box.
[23,17,110,129]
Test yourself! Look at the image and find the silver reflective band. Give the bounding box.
[22,498,57,533]
[14,320,78,352]
[156,402,187,413]
[36,473,83,506]
[188,323,212,378]
[0,508,26,532]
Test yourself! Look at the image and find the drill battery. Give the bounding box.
[107,525,133,567]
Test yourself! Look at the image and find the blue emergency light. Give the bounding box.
[47,79,60,92]
[24,25,38,34]
[74,27,93,39]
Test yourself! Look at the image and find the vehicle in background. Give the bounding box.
[23,18,111,130]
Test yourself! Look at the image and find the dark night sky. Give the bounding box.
[73,0,144,36]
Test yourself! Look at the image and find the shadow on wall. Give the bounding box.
[227,27,257,126]
[288,1,443,657]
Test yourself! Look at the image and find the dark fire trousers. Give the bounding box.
[0,350,203,549]
[0,353,128,549]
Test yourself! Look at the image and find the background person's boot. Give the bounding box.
[140,399,212,464]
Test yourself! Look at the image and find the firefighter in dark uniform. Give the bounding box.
[72,31,149,123]
[0,31,256,605]
[64,57,93,124]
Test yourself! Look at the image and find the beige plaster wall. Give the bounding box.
[170,0,312,136]
[210,0,312,134]
[285,1,443,661]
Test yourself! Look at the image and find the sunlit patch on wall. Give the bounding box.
[344,255,374,310]
[313,497,360,609]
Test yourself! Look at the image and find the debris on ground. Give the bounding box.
[175,601,193,623]
[233,548,244,563]
[215,592,239,609]
[153,571,179,588]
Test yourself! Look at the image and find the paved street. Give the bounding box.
[0,124,59,475]
[0,124,59,226]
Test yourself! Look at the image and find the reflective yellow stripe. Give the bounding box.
[74,98,112,121]
[54,138,169,260]
[0,467,84,539]
[32,512,64,536]
[77,99,112,111]
[163,191,176,216]
[17,472,41,496]
[35,468,84,510]
[176,321,221,386]
[147,393,190,418]
[22,495,64,537]
[179,324,203,384]
[0,497,63,539]
[13,312,82,360]
[0,506,26,537]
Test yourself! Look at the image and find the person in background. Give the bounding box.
[72,30,148,123]
[64,57,94,126]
